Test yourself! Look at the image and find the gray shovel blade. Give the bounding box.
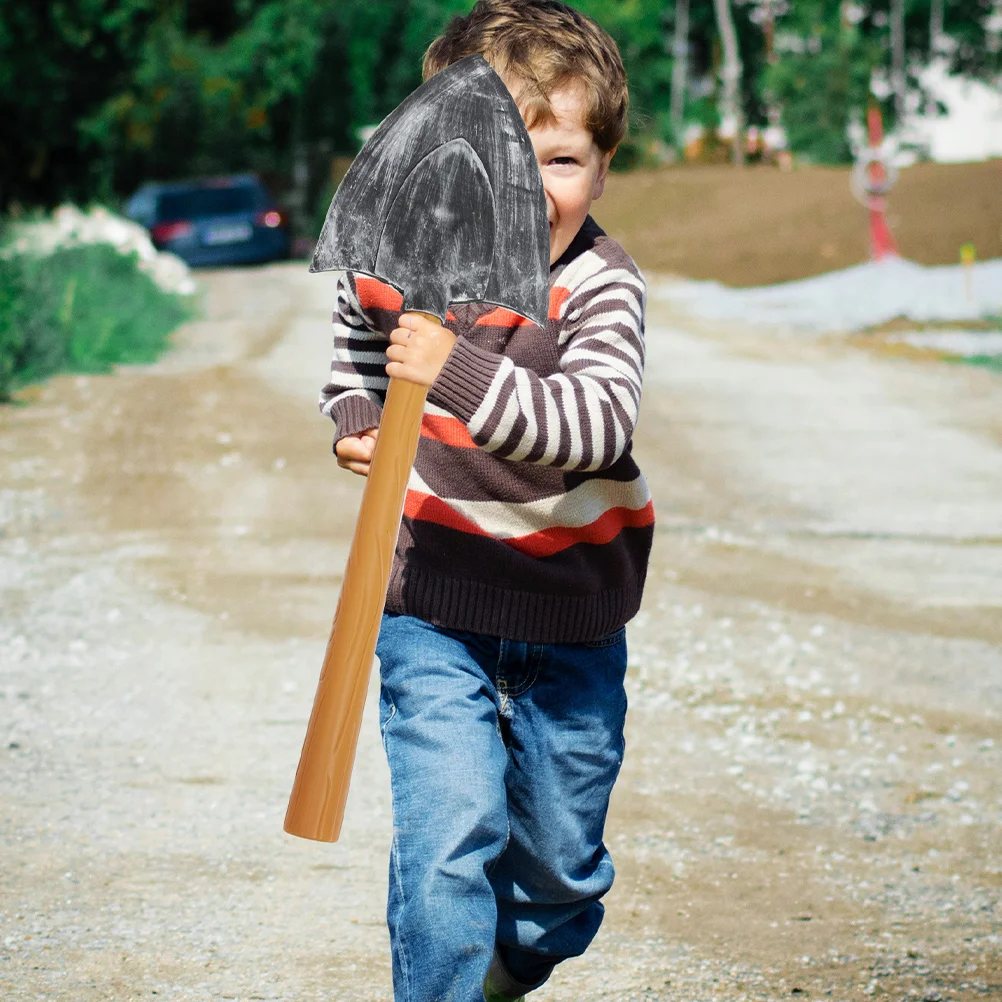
[311,54,549,328]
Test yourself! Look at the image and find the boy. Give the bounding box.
[320,2,653,999]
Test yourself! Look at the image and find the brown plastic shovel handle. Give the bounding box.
[284,348,430,842]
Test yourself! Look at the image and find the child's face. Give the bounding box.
[522,81,614,265]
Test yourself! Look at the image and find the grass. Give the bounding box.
[959,315,1002,374]
[960,355,1002,373]
[0,241,193,401]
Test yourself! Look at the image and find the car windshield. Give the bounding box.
[158,186,258,220]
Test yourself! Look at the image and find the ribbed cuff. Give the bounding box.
[427,337,502,423]
[330,394,383,448]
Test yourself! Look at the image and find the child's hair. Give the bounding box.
[422,0,628,153]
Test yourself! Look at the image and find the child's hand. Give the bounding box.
[386,313,457,387]
[335,427,379,477]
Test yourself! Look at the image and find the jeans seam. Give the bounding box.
[384,723,413,1001]
[380,702,396,743]
[506,643,541,697]
[390,827,413,1002]
[485,813,511,881]
[496,639,511,715]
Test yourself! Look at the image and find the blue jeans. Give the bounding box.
[375,612,629,1002]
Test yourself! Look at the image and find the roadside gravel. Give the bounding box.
[2,263,1000,1001]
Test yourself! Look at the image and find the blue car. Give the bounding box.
[125,175,291,267]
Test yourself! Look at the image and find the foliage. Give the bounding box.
[1,0,1001,211]
[0,1,161,208]
[765,0,882,164]
[576,0,676,138]
[0,254,26,400]
[0,240,192,401]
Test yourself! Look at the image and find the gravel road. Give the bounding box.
[2,263,1000,1001]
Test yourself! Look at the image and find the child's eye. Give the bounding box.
[550,157,578,166]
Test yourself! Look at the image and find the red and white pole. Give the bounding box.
[866,104,899,261]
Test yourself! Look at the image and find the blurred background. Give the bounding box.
[3,0,1002,398]
[2,1,1001,256]
[1,0,997,394]
[2,6,1002,999]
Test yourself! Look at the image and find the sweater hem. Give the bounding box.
[385,564,644,644]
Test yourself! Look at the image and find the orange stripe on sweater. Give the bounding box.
[404,492,492,540]
[403,493,655,559]
[507,501,655,558]
[355,280,566,325]
[472,286,572,329]
[421,414,477,449]
[549,285,571,319]
[356,277,403,313]
[355,278,457,323]
[474,306,536,328]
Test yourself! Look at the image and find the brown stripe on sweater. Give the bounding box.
[571,378,594,471]
[411,440,572,503]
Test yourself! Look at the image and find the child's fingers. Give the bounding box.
[336,433,376,458]
[335,430,379,477]
[389,326,413,345]
[384,360,408,382]
[399,312,441,331]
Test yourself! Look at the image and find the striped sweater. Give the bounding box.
[320,215,654,643]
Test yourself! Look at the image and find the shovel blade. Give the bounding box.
[312,54,549,327]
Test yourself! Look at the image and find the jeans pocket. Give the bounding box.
[583,626,627,649]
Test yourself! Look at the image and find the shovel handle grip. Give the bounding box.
[284,328,433,841]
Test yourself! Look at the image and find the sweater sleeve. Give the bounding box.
[319,273,388,443]
[427,263,646,472]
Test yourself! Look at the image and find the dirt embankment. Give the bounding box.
[597,159,1002,286]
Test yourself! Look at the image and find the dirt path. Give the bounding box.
[2,264,1000,1001]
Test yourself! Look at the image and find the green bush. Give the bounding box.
[0,255,27,400]
[0,241,193,401]
[962,356,1002,374]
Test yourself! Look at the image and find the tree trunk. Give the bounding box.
[890,0,907,126]
[926,0,945,113]
[929,0,945,55]
[669,0,690,152]
[713,0,745,165]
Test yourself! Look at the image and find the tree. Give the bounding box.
[0,0,161,208]
[573,0,674,160]
[889,0,907,122]
[765,0,879,164]
[669,0,690,148]
[714,0,746,163]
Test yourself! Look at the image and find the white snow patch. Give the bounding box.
[6,204,196,297]
[653,257,1002,335]
[887,329,1002,356]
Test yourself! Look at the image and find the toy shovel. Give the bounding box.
[284,54,550,842]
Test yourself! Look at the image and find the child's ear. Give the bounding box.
[592,148,615,200]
